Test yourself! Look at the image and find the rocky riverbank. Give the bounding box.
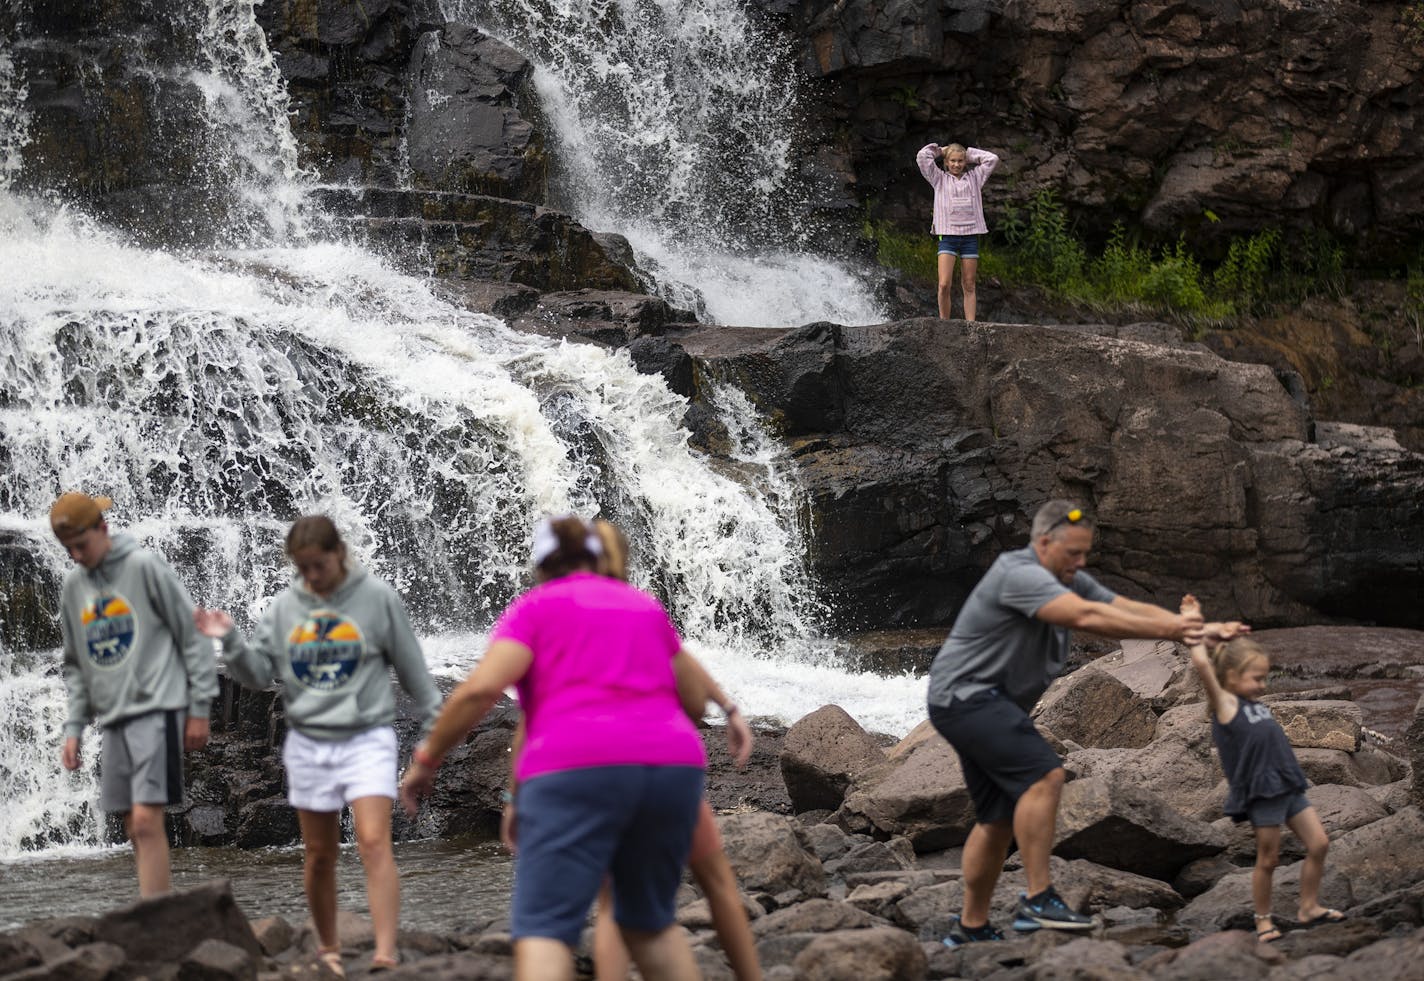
[9,629,1424,980]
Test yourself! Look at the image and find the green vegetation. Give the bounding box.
[1405,0,1424,43]
[1407,253,1424,349]
[863,190,1360,323]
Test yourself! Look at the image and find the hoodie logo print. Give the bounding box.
[287,611,363,692]
[81,593,135,668]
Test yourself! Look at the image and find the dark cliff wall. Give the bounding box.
[782,0,1424,260]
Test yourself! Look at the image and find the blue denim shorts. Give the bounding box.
[1247,791,1311,828]
[510,765,704,946]
[937,234,979,258]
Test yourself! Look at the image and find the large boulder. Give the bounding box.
[1091,640,1198,712]
[835,727,977,852]
[1033,667,1157,749]
[92,881,260,966]
[780,704,889,813]
[1054,776,1226,881]
[792,926,928,981]
[1270,700,1363,752]
[719,813,827,899]
[1063,735,1221,822]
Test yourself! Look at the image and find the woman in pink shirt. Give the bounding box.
[399,515,712,981]
[916,142,1000,322]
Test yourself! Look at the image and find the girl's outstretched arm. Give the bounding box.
[1182,594,1233,722]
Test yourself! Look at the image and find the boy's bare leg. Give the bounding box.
[126,803,172,897]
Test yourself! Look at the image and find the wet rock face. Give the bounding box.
[781,0,1424,260]
[671,318,1424,630]
[255,0,445,187]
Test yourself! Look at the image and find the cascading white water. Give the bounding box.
[0,45,29,191]
[0,0,927,863]
[443,0,887,327]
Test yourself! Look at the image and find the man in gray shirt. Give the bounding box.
[928,500,1204,943]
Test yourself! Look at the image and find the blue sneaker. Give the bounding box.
[1015,886,1094,931]
[943,915,1006,946]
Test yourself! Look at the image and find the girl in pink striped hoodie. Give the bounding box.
[917,142,1000,321]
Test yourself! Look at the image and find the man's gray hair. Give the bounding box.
[1031,499,1093,539]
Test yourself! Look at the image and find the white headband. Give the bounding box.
[531,515,603,567]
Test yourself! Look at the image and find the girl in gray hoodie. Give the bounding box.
[196,516,441,975]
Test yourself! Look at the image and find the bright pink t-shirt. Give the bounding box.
[492,572,707,782]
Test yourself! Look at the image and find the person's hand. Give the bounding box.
[193,608,234,638]
[1205,621,1251,643]
[726,711,754,768]
[1178,602,1205,646]
[61,737,81,771]
[398,761,435,818]
[184,715,210,752]
[499,802,517,854]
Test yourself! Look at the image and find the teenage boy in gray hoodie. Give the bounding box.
[51,491,218,898]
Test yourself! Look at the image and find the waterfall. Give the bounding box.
[0,1,926,861]
[443,0,887,327]
[0,42,30,191]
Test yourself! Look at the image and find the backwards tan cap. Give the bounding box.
[49,492,113,537]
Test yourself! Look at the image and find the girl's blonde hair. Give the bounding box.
[1204,637,1269,716]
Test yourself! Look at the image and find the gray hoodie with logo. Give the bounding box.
[219,565,441,742]
[59,534,218,741]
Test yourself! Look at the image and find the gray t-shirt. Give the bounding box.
[927,546,1118,711]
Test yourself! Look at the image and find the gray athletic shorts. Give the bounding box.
[99,709,185,812]
[1248,791,1311,828]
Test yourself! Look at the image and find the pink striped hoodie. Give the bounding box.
[916,144,999,236]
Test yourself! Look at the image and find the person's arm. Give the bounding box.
[381,588,443,737]
[1035,591,1203,643]
[196,607,279,691]
[673,650,753,767]
[146,556,216,751]
[967,146,999,184]
[501,716,526,852]
[59,592,89,770]
[916,143,943,184]
[1181,595,1236,723]
[399,638,533,816]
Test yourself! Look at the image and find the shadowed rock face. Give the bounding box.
[779,0,1424,261]
[669,318,1424,630]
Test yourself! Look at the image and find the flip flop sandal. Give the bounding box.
[369,955,399,973]
[1254,915,1282,943]
[1298,908,1346,928]
[317,946,346,979]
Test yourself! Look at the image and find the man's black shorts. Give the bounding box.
[928,689,1063,824]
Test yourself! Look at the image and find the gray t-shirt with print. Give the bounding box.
[927,546,1118,712]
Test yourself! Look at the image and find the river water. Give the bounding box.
[0,835,514,933]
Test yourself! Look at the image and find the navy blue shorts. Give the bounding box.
[937,234,979,258]
[510,765,704,946]
[1247,791,1311,828]
[929,690,1062,824]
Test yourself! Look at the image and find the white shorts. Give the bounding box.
[282,726,397,813]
